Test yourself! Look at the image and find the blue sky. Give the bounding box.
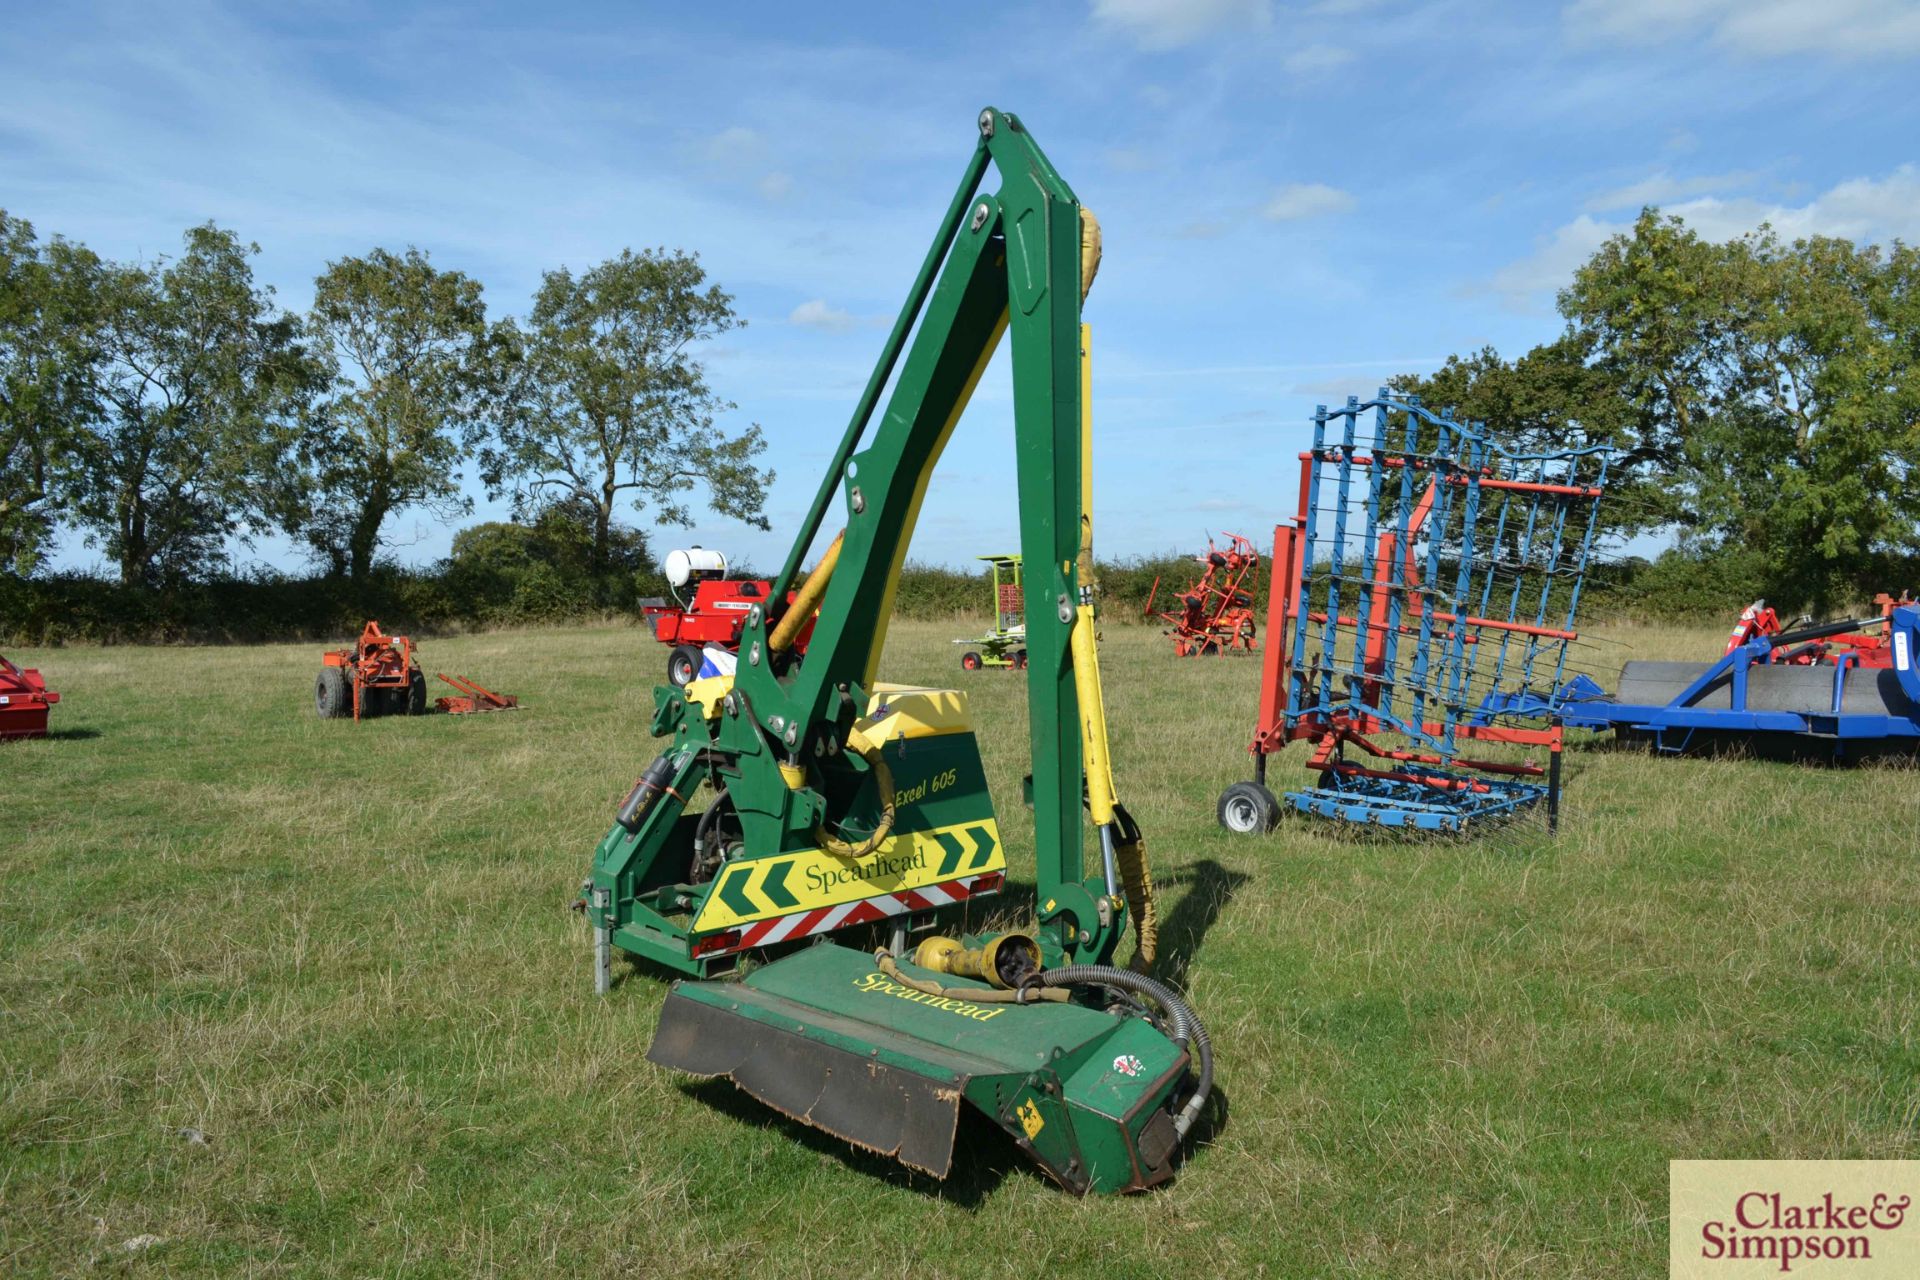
[8,0,1920,576]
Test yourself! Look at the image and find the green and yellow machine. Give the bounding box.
[582,107,1212,1194]
[955,553,1026,670]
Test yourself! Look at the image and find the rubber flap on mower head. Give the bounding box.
[646,941,1188,1194]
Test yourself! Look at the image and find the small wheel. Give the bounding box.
[667,645,703,687]
[1217,781,1280,834]
[1011,650,1028,669]
[961,651,983,671]
[407,671,427,715]
[315,668,350,719]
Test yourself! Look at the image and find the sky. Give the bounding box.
[7,0,1920,577]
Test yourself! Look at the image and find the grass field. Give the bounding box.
[5,618,1919,1277]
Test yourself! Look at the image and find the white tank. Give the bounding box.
[663,547,728,589]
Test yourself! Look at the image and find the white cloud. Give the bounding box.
[1565,0,1920,60]
[788,298,858,333]
[1090,0,1272,51]
[1261,182,1356,221]
[1489,164,1920,309]
[703,125,763,166]
[758,171,794,201]
[1279,43,1356,76]
[1584,169,1758,210]
[1485,214,1618,308]
[1105,146,1158,173]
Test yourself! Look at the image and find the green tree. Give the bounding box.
[303,247,499,579]
[484,249,770,574]
[1562,212,1920,609]
[0,212,104,574]
[1392,331,1666,541]
[1410,210,1920,612]
[67,224,313,586]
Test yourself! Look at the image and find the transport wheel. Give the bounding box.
[961,651,983,671]
[407,671,428,715]
[1011,650,1028,669]
[1217,781,1281,834]
[668,645,703,687]
[315,668,350,719]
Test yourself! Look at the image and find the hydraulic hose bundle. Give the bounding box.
[877,946,1212,1141]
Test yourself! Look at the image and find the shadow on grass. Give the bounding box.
[1152,858,1250,986]
[36,726,102,741]
[1597,726,1920,767]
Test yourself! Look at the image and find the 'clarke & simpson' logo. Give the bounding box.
[1698,1191,1910,1271]
[1672,1163,1920,1277]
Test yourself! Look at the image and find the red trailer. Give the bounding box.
[0,654,59,740]
[643,548,815,686]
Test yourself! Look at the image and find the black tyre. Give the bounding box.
[315,668,351,719]
[1217,781,1281,834]
[667,645,704,687]
[960,651,983,671]
[407,670,428,715]
[1011,650,1028,669]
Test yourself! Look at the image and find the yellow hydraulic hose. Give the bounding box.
[771,530,842,654]
[816,725,896,860]
[1070,317,1158,973]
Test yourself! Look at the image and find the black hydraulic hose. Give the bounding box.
[1038,964,1213,1139]
[1771,614,1885,648]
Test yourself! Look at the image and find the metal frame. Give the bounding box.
[588,107,1126,974]
[954,553,1027,669]
[1565,606,1920,756]
[1145,533,1260,656]
[1233,392,1611,831]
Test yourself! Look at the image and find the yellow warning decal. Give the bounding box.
[1017,1098,1045,1139]
[691,819,1004,932]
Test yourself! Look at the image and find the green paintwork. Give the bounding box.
[659,942,1186,1194]
[590,108,1186,1195]
[587,105,1119,973]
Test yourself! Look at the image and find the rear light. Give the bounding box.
[691,930,741,958]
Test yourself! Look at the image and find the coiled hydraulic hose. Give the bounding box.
[1039,964,1213,1140]
[816,732,896,859]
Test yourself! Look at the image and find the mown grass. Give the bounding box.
[3,619,1917,1277]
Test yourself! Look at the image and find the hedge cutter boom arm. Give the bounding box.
[587,108,1204,1194]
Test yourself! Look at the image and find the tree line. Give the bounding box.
[0,212,770,587]
[1395,211,1920,613]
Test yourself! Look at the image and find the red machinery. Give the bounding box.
[317,620,425,720]
[1144,533,1260,656]
[433,672,520,715]
[0,654,59,740]
[1218,395,1612,833]
[1726,593,1912,667]
[642,547,815,686]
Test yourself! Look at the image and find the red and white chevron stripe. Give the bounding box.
[691,871,1005,960]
